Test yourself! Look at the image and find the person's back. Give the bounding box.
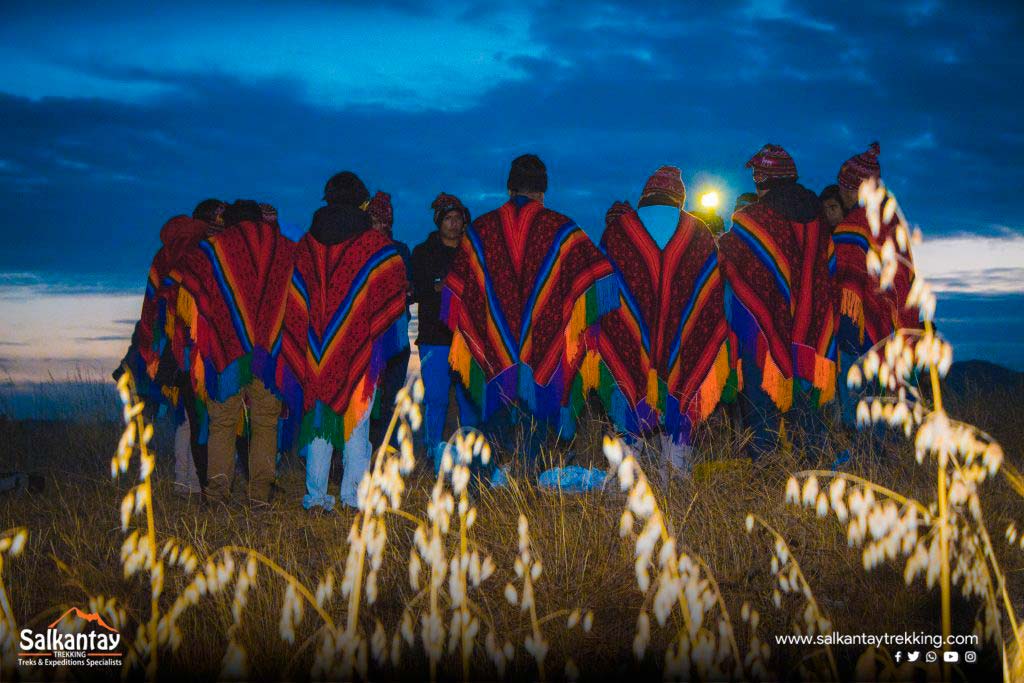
[279,172,409,511]
[178,200,295,397]
[443,154,616,437]
[592,166,731,472]
[719,145,836,456]
[174,199,295,505]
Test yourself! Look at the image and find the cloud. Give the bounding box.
[904,131,937,151]
[914,234,1024,294]
[0,4,540,111]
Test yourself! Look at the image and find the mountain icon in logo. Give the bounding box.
[48,607,117,632]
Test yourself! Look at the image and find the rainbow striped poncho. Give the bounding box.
[122,215,209,417]
[277,230,408,451]
[442,196,617,435]
[580,203,734,442]
[172,221,295,409]
[719,193,837,411]
[833,205,919,351]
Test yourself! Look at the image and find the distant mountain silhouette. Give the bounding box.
[49,607,117,632]
[944,360,1024,398]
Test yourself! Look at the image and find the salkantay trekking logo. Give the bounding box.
[18,607,122,668]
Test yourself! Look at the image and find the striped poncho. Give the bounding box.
[122,216,209,412]
[719,187,837,411]
[833,205,919,351]
[172,220,295,405]
[581,203,733,441]
[442,196,617,434]
[278,230,409,451]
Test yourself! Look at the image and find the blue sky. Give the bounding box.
[1,0,1022,380]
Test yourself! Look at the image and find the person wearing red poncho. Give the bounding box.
[442,155,617,462]
[366,190,414,451]
[832,143,919,426]
[173,200,295,506]
[581,167,732,474]
[115,198,224,496]
[277,173,409,512]
[719,145,837,457]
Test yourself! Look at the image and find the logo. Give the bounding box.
[907,651,920,662]
[943,651,959,663]
[18,607,122,668]
[894,651,902,662]
[964,650,977,663]
[925,651,938,663]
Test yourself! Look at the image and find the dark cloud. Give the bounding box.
[0,0,1021,285]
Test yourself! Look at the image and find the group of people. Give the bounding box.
[118,143,916,511]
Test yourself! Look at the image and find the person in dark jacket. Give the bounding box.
[410,192,476,469]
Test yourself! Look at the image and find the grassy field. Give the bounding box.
[0,365,1021,681]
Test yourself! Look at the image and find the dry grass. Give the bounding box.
[0,376,1020,680]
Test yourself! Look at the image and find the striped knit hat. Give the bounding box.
[745,144,798,186]
[259,203,278,225]
[638,166,685,208]
[431,192,470,227]
[838,142,881,192]
[368,191,393,230]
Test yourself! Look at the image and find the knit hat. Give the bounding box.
[431,192,470,227]
[368,191,393,230]
[637,166,685,208]
[837,142,881,192]
[323,171,370,208]
[259,203,278,225]
[507,154,548,194]
[745,144,798,186]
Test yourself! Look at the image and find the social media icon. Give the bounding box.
[925,651,938,663]
[965,651,977,663]
[895,651,902,663]
[907,651,920,662]
[944,651,959,663]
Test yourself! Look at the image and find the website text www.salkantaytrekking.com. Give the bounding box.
[775,630,983,663]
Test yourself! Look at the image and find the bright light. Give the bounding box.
[700,191,720,209]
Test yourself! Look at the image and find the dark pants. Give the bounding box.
[737,346,830,460]
[370,348,411,448]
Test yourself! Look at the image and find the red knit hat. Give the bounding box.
[745,144,798,186]
[638,166,685,208]
[838,142,881,192]
[431,192,470,227]
[368,191,393,229]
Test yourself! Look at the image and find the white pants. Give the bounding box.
[303,409,373,510]
[660,433,692,475]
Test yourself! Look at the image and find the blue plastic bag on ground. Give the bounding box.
[537,465,606,493]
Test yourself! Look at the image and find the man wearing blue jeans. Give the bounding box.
[410,193,475,469]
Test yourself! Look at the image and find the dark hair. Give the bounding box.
[819,184,842,205]
[507,154,547,194]
[755,177,795,194]
[192,198,224,223]
[323,171,370,207]
[734,192,758,211]
[223,199,263,227]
